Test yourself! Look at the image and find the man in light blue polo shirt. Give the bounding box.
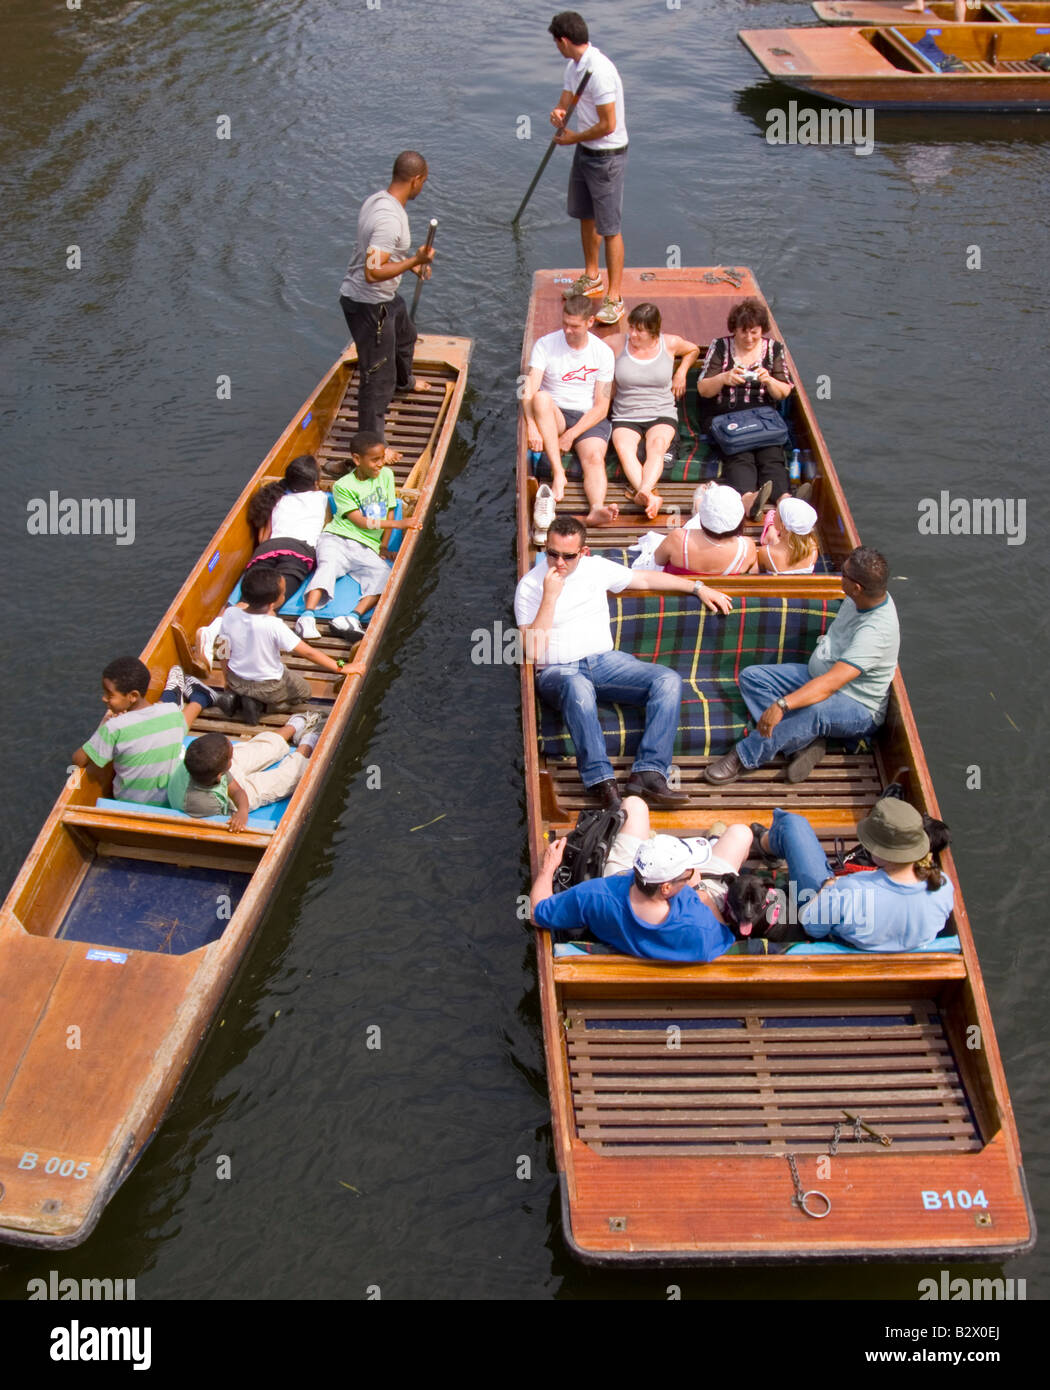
[705,547,900,784]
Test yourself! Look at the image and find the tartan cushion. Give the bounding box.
[536,594,841,759]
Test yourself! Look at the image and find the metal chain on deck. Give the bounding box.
[786,1112,892,1218]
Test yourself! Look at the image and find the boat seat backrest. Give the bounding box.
[537,595,840,759]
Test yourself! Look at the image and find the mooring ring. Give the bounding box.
[800,1189,832,1219]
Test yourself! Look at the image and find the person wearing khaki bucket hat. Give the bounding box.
[753,797,955,952]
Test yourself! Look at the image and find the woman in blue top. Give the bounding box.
[757,798,954,952]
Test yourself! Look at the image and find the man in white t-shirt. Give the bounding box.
[522,296,617,524]
[514,514,733,809]
[548,12,628,326]
[338,150,436,447]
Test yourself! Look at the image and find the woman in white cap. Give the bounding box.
[758,495,819,575]
[652,482,757,575]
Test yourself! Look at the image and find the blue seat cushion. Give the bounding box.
[95,795,288,831]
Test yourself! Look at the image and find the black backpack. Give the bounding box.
[552,807,627,893]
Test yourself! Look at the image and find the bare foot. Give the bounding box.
[741,489,757,513]
[399,378,432,393]
[383,447,403,465]
[644,492,663,521]
[551,468,567,502]
[584,503,620,526]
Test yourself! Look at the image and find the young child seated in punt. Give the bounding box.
[196,454,329,672]
[71,656,215,806]
[167,715,324,833]
[294,431,418,642]
[757,496,819,575]
[215,568,345,725]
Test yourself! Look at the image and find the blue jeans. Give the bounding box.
[536,651,681,788]
[768,808,834,900]
[736,662,878,769]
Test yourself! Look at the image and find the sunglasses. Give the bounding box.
[545,547,583,563]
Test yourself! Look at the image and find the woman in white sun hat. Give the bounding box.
[758,495,819,575]
[653,483,757,576]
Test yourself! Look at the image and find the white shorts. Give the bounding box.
[311,532,391,602]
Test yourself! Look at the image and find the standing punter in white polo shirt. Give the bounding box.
[548,11,628,326]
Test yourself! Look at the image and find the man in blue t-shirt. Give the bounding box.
[706,546,900,785]
[530,797,738,963]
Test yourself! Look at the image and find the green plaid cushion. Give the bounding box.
[537,595,841,759]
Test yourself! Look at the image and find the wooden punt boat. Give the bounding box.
[519,267,1033,1264]
[0,332,471,1248]
[813,1,1050,24]
[739,23,1050,108]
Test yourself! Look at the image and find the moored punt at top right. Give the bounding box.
[739,22,1050,108]
[812,1,1050,24]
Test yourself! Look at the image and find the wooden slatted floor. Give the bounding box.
[566,998,979,1156]
[548,752,883,816]
[316,363,458,483]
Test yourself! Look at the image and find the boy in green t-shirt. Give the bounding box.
[71,656,215,805]
[295,431,418,641]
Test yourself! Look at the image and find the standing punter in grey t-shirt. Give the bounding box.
[337,150,435,449]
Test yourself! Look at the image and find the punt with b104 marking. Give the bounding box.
[518,266,1033,1264]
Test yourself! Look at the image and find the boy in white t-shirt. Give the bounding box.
[215,567,345,725]
[522,296,617,524]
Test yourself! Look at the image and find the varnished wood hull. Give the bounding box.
[0,334,471,1248]
[519,269,1033,1263]
[814,1,1050,24]
[740,24,1050,108]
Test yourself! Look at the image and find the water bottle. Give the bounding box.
[528,448,544,474]
[801,449,819,482]
[787,448,801,483]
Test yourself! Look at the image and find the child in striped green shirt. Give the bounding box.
[72,656,213,805]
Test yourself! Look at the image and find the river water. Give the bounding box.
[1,0,1047,1302]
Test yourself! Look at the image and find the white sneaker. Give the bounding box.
[290,711,325,747]
[331,613,365,639]
[532,484,556,545]
[295,613,320,640]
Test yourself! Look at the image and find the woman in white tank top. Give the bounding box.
[610,303,699,521]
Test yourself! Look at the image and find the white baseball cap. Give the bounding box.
[633,835,713,885]
[698,484,745,535]
[777,496,817,535]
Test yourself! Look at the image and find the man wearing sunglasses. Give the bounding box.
[705,546,899,785]
[514,514,732,809]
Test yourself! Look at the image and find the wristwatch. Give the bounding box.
[692,580,705,599]
[776,697,790,713]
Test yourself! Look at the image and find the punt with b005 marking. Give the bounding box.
[740,23,1050,108]
[519,267,1032,1264]
[0,333,471,1248]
